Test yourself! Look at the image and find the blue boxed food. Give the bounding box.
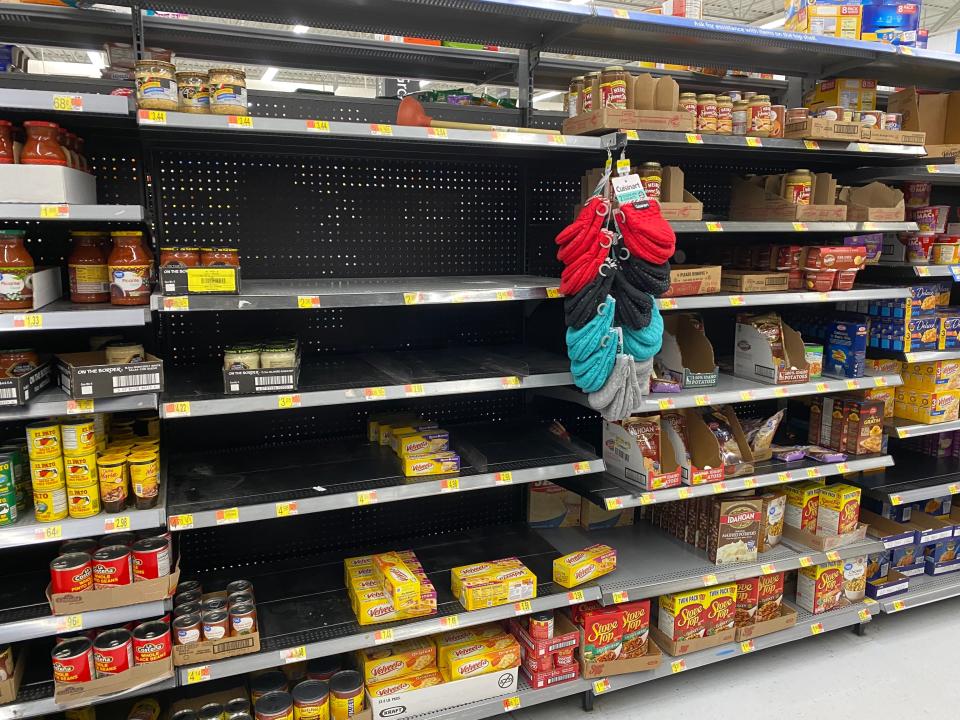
[866,569,909,600]
[862,495,913,523]
[823,318,868,378]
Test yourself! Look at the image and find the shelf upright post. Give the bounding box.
[519,46,541,127]
[130,2,146,60]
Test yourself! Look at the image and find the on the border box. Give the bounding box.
[0,646,27,704]
[173,592,260,666]
[649,624,735,656]
[57,352,164,399]
[734,604,797,641]
[367,667,518,720]
[562,108,695,136]
[223,361,300,395]
[657,313,719,389]
[53,656,173,707]
[866,569,909,600]
[0,357,53,406]
[159,266,241,295]
[48,560,179,614]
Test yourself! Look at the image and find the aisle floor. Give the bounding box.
[513,599,960,720]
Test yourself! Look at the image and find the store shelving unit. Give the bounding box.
[0,388,157,422]
[670,221,918,233]
[0,677,177,720]
[659,287,911,311]
[0,302,151,332]
[842,163,960,185]
[877,348,960,363]
[869,263,957,278]
[879,573,960,614]
[886,417,960,439]
[0,500,165,551]
[0,205,144,222]
[0,597,168,646]
[854,451,960,505]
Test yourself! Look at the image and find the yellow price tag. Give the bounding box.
[216,507,239,525]
[890,494,903,506]
[228,115,254,128]
[658,398,675,410]
[441,478,460,492]
[728,295,745,306]
[660,298,677,310]
[281,646,307,663]
[613,8,629,17]
[186,666,210,684]
[494,471,513,485]
[502,697,521,712]
[713,482,728,494]
[593,678,611,694]
[774,387,789,397]
[163,296,189,311]
[677,487,691,499]
[371,123,393,136]
[803,140,820,150]
[826,550,841,562]
[548,135,567,146]
[164,401,191,418]
[799,556,813,568]
[745,136,762,147]
[34,524,62,541]
[278,394,302,409]
[605,497,624,511]
[276,501,298,517]
[374,629,394,644]
[12,313,43,329]
[357,490,378,506]
[855,143,871,152]
[427,127,448,138]
[705,221,724,232]
[792,222,809,231]
[927,164,941,174]
[501,376,522,388]
[56,614,84,632]
[686,134,704,144]
[810,622,824,635]
[702,573,718,586]
[568,590,585,604]
[53,94,83,112]
[639,493,655,505]
[39,204,69,219]
[739,391,755,401]
[404,384,425,397]
[836,463,849,473]
[573,461,591,474]
[671,659,687,673]
[740,640,755,653]
[495,289,515,301]
[761,563,776,575]
[103,515,130,533]
[806,468,821,478]
[546,287,561,299]
[297,295,320,309]
[815,382,828,392]
[439,615,459,629]
[916,266,931,276]
[140,109,167,124]
[611,591,629,604]
[616,158,632,175]
[169,514,194,531]
[742,477,757,488]
[514,601,533,614]
[624,130,639,140]
[364,387,387,399]
[845,379,860,389]
[306,120,330,132]
[66,399,95,414]
[403,292,421,305]
[778,472,791,482]
[694,394,710,406]
[858,608,871,622]
[949,483,960,494]
[875,377,888,386]
[900,46,915,55]
[891,600,905,612]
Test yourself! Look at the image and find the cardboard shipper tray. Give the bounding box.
[53,656,174,708]
[728,173,846,223]
[657,313,719,389]
[223,355,300,395]
[660,265,721,298]
[888,86,960,158]
[159,265,241,295]
[57,352,164,400]
[838,183,906,223]
[781,521,869,552]
[47,559,180,615]
[602,416,682,492]
[0,357,53,406]
[734,604,797,642]
[733,316,810,386]
[579,165,703,221]
[563,73,693,136]
[173,591,260,666]
[649,624,735,657]
[866,569,910,601]
[366,666,518,720]
[0,646,27,705]
[554,611,661,678]
[674,407,755,485]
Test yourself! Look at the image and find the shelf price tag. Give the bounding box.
[806,467,821,478]
[624,130,639,140]
[306,120,330,133]
[53,94,83,112]
[728,295,745,306]
[778,472,791,483]
[216,507,239,525]
[66,399,95,414]
[501,376,522,388]
[798,556,813,567]
[744,136,763,148]
[639,493,655,505]
[659,297,677,310]
[427,127,448,138]
[855,142,871,152]
[56,614,84,633]
[773,387,789,397]
[514,601,533,615]
[567,590,585,604]
[363,387,387,399]
[613,8,630,17]
[276,501,298,517]
[370,124,393,136]
[742,477,757,488]
[104,515,130,533]
[10,312,43,331]
[39,204,69,219]
[502,697,521,712]
[297,295,320,308]
[858,608,871,622]
[951,266,960,282]
[281,646,307,663]
[139,109,167,124]
[694,394,711,406]
[495,289,515,301]
[836,463,849,474]
[705,221,723,232]
[803,140,820,150]
[891,600,906,612]
[356,490,378,506]
[439,615,459,629]
[169,514,194,531]
[605,497,624,511]
[186,666,211,684]
[677,487,691,499]
[740,640,755,653]
[616,158,631,175]
[658,398,675,410]
[948,483,960,494]
[671,659,687,673]
[404,384,425,397]
[163,296,190,311]
[373,629,394,644]
[761,563,776,575]
[826,550,841,562]
[403,292,421,305]
[890,494,903,506]
[815,382,828,392]
[611,591,629,604]
[164,401,191,418]
[739,391,755,401]
[926,164,941,174]
[573,461,591,474]
[685,134,704,144]
[874,377,888,387]
[278,394,301,410]
[440,478,460,493]
[915,266,931,277]
[546,287,561,299]
[227,115,254,128]
[494,471,513,485]
[547,134,567,146]
[593,678,611,695]
[810,622,824,635]
[792,222,809,231]
[702,573,718,586]
[712,482,728,494]
[34,525,61,541]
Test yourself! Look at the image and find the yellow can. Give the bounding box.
[25,422,61,460]
[34,486,68,522]
[67,482,101,518]
[107,442,136,454]
[30,456,65,491]
[60,418,97,457]
[97,455,128,510]
[64,450,98,488]
[128,451,159,501]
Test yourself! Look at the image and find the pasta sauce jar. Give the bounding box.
[20,121,68,166]
[68,231,110,303]
[0,230,34,310]
[108,231,152,305]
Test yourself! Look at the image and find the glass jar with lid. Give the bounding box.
[200,248,240,267]
[0,121,13,165]
[260,341,297,369]
[68,231,110,304]
[177,71,210,114]
[637,162,663,201]
[224,344,260,371]
[0,230,35,310]
[20,121,68,166]
[716,95,733,135]
[696,94,718,134]
[567,76,584,118]
[108,231,152,306]
[749,94,772,137]
[135,60,178,110]
[208,68,248,116]
[581,72,600,112]
[599,66,629,110]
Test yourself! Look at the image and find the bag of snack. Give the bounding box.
[741,409,785,456]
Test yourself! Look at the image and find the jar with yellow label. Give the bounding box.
[67,482,101,518]
[208,68,248,116]
[716,95,733,135]
[732,101,749,135]
[696,94,718,134]
[98,454,129,513]
[177,71,210,114]
[135,60,178,111]
[749,94,772,137]
[679,92,698,116]
[329,671,363,720]
[34,486,67,522]
[581,72,600,112]
[783,169,814,205]
[129,451,159,509]
[599,66,629,109]
[65,451,98,488]
[26,422,60,460]
[637,162,663,201]
[30,456,65,491]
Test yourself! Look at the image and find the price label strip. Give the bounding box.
[605,497,624,511]
[671,659,687,673]
[186,666,211,684]
[503,697,521,712]
[494,471,513,485]
[374,629,394,644]
[439,615,459,629]
[164,401,191,418]
[53,95,83,112]
[276,501,298,517]
[611,591,629,604]
[740,640,755,653]
[593,678,611,695]
[357,490,378,506]
[56,614,84,632]
[567,590,585,604]
[281,646,307,663]
[34,525,61,541]
[104,515,130,533]
[169,514,194,531]
[514,601,533,615]
[216,507,239,525]
[66,399,95,414]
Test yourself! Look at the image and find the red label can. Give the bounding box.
[92,545,133,588]
[93,628,133,675]
[132,536,170,581]
[52,637,94,683]
[50,552,93,594]
[132,620,171,663]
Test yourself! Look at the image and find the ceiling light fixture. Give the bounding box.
[533,90,562,102]
[86,50,106,69]
[292,24,309,34]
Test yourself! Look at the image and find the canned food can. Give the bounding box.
[858,110,884,127]
[132,536,170,581]
[227,591,254,609]
[0,486,17,526]
[132,620,172,663]
[202,597,229,613]
[60,538,98,555]
[251,670,289,703]
[97,455,128,513]
[67,482,101,519]
[65,451,98,488]
[26,421,61,460]
[93,628,134,675]
[229,602,258,635]
[51,552,94,593]
[225,579,254,598]
[528,611,554,640]
[92,545,134,588]
[52,637,94,682]
[0,445,29,512]
[174,602,201,618]
[306,656,341,682]
[102,531,136,547]
[61,419,98,456]
[884,112,903,130]
[227,699,251,717]
[56,629,98,645]
[177,580,202,595]
[202,610,229,641]
[0,453,17,494]
[255,692,294,720]
[65,706,96,720]
[199,704,224,720]
[34,486,68,522]
[173,613,202,645]
[171,711,198,720]
[128,698,161,720]
[30,456,65,491]
[292,680,329,720]
[175,589,201,607]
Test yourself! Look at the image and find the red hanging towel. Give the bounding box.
[615,200,676,265]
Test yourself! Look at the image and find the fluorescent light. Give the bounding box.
[261,67,278,82]
[759,17,786,28]
[533,90,562,102]
[86,50,105,69]
[568,0,592,5]
[292,24,309,34]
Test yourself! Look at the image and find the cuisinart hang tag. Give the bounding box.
[611,174,649,208]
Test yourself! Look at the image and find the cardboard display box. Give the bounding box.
[553,612,660,678]
[53,656,173,708]
[657,313,719,388]
[173,592,260,666]
[563,108,694,136]
[526,481,582,529]
[0,358,53,406]
[862,509,916,549]
[907,510,956,545]
[367,667,518,720]
[783,118,863,142]
[602,417,682,491]
[48,563,179,614]
[781,521,868,552]
[733,316,810,385]
[223,360,300,394]
[866,569,909,600]
[720,270,789,293]
[169,686,249,716]
[887,86,958,156]
[661,265,721,298]
[649,624,735,657]
[658,166,703,221]
[734,604,797,642]
[729,174,846,222]
[838,183,906,222]
[0,165,97,204]
[57,351,164,399]
[159,265,241,295]
[858,126,926,146]
[678,407,755,485]
[0,646,26,704]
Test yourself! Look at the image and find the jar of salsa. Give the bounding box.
[200,248,240,267]
[20,121,68,166]
[0,230,34,310]
[108,231,152,306]
[68,232,110,304]
[75,135,89,173]
[0,121,13,165]
[0,349,39,377]
[159,247,200,267]
[57,128,76,169]
[637,162,663,201]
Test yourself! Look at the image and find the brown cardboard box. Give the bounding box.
[527,481,582,528]
[173,591,261,666]
[859,126,925,146]
[659,166,704,221]
[729,174,847,222]
[720,270,789,293]
[169,686,249,716]
[838,182,906,222]
[782,521,869,551]
[733,315,810,385]
[680,407,755,485]
[658,313,719,388]
[0,647,26,704]
[563,108,695,136]
[887,86,960,146]
[48,562,179,614]
[559,611,661,678]
[661,265,721,298]
[734,604,797,642]
[632,74,656,111]
[783,117,862,142]
[54,656,173,707]
[602,417,683,491]
[649,624,735,656]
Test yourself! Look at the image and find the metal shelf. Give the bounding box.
[659,287,911,311]
[0,88,131,116]
[873,348,960,363]
[852,451,960,505]
[0,205,145,222]
[0,676,177,720]
[161,347,572,419]
[869,263,957,279]
[880,572,960,614]
[671,221,918,233]
[0,598,168,646]
[628,131,925,159]
[539,522,884,605]
[0,501,165,551]
[841,163,960,185]
[174,524,603,685]
[886,417,960,439]
[152,276,561,312]
[539,373,902,414]
[0,388,158,422]
[0,301,151,332]
[165,424,602,530]
[560,455,894,512]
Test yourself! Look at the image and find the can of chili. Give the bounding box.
[255,691,294,720]
[177,579,202,596]
[92,545,133,588]
[174,602,201,618]
[225,579,254,599]
[229,602,258,635]
[51,552,94,594]
[52,637,94,683]
[173,613,202,645]
[132,536,170,581]
[199,704,224,720]
[132,620,171,663]
[202,610,229,641]
[93,628,133,675]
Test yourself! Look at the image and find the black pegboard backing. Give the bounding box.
[176,485,525,575]
[84,135,144,207]
[151,149,523,278]
[525,168,582,278]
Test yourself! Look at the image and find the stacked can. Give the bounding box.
[26,421,68,522]
[0,437,29,516]
[0,445,20,526]
[62,417,102,519]
[96,414,160,513]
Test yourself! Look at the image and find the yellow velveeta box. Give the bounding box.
[434,623,506,656]
[402,451,461,477]
[865,358,901,376]
[344,555,373,585]
[553,544,617,588]
[451,558,525,597]
[389,423,445,453]
[378,418,435,445]
[356,637,436,685]
[457,563,537,611]
[368,413,420,443]
[349,587,436,625]
[395,429,450,457]
[439,635,521,680]
[372,552,422,610]
[894,387,960,423]
[367,670,445,699]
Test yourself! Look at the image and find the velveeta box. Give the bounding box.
[439,634,521,680]
[395,429,450,457]
[903,359,960,391]
[894,387,960,423]
[372,552,422,610]
[785,481,822,532]
[457,563,537,611]
[379,418,436,446]
[369,413,420,443]
[816,483,861,536]
[657,588,707,642]
[552,544,617,589]
[349,587,435,625]
[357,637,436,685]
[389,422,444,453]
[367,669,445,698]
[861,387,895,418]
[402,451,460,477]
[435,623,506,655]
[865,358,901,376]
[451,558,525,597]
[344,555,373,584]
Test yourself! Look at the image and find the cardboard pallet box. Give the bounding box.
[563,73,693,135]
[657,313,719,389]
[887,86,957,157]
[838,182,906,222]
[729,173,846,222]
